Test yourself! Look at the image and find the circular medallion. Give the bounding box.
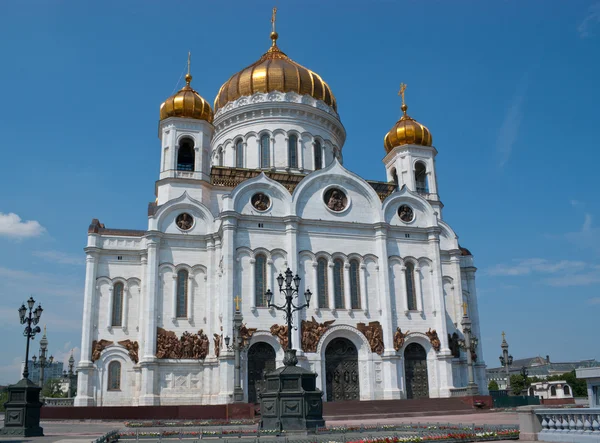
[176,213,194,231]
[398,205,414,223]
[251,193,271,211]
[323,188,348,212]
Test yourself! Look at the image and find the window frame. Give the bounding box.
[255,254,267,307]
[349,259,361,309]
[235,139,244,168]
[314,141,322,170]
[107,361,121,391]
[333,259,345,309]
[405,263,418,311]
[288,134,298,168]
[260,134,270,168]
[177,138,195,172]
[176,269,189,318]
[111,282,124,327]
[317,258,329,308]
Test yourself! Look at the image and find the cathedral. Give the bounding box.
[75,13,487,407]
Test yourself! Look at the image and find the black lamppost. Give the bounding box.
[521,366,529,395]
[498,331,513,391]
[224,299,247,402]
[260,268,324,431]
[0,296,45,437]
[62,353,77,398]
[265,268,312,366]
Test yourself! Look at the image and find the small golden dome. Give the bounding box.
[160,61,213,123]
[214,31,337,113]
[384,84,432,152]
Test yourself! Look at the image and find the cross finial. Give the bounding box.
[270,7,279,46]
[502,331,506,340]
[234,295,242,311]
[398,83,408,116]
[462,302,468,317]
[185,52,192,85]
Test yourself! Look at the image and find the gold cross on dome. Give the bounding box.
[187,51,191,76]
[398,83,407,106]
[502,331,506,340]
[462,302,468,317]
[234,295,242,311]
[271,7,277,33]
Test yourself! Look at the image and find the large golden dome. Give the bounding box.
[384,103,433,153]
[214,32,337,113]
[160,72,213,123]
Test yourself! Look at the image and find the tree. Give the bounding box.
[488,380,499,391]
[0,389,8,412]
[510,374,529,395]
[41,379,67,398]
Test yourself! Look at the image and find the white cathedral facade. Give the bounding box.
[75,24,487,407]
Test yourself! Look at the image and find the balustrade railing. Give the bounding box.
[43,397,74,407]
[537,408,600,439]
[450,387,469,397]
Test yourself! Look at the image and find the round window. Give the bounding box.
[251,193,271,211]
[176,213,194,231]
[398,205,414,223]
[323,188,348,212]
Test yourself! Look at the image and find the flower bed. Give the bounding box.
[124,419,258,428]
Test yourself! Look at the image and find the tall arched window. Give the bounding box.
[176,270,188,318]
[314,141,322,170]
[317,258,328,308]
[391,168,399,189]
[333,259,345,309]
[550,385,557,396]
[107,361,121,391]
[564,385,571,396]
[260,134,270,168]
[177,138,195,171]
[255,254,267,307]
[415,162,428,194]
[235,139,244,168]
[288,135,298,168]
[405,263,417,311]
[112,282,124,327]
[217,148,224,167]
[349,259,361,309]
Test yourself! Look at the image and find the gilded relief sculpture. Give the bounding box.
[426,328,441,352]
[239,323,257,348]
[393,327,409,351]
[118,339,139,363]
[270,324,288,349]
[301,317,335,353]
[357,321,384,355]
[156,327,209,359]
[213,333,221,358]
[91,339,113,362]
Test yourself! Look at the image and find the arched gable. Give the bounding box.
[382,185,436,227]
[223,172,291,216]
[151,191,215,234]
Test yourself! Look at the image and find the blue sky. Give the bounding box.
[0,1,599,384]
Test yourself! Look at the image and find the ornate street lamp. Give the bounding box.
[260,268,323,431]
[31,327,54,387]
[459,303,479,395]
[521,366,529,395]
[498,332,514,391]
[0,296,45,437]
[224,297,249,403]
[265,267,312,366]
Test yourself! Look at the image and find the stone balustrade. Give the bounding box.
[43,397,75,407]
[536,408,600,442]
[450,387,469,397]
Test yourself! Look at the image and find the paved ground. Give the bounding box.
[0,411,557,443]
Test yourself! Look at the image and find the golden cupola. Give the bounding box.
[160,54,214,123]
[384,84,432,153]
[214,9,337,113]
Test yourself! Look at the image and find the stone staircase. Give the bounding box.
[323,397,490,420]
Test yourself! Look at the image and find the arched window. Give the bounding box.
[177,138,195,171]
[255,254,267,307]
[107,361,121,391]
[217,148,224,167]
[550,385,557,396]
[288,135,298,168]
[564,385,571,396]
[260,134,270,168]
[333,259,345,309]
[405,263,417,311]
[235,139,244,168]
[415,162,428,194]
[391,168,399,189]
[314,141,322,170]
[349,259,361,309]
[317,258,328,308]
[111,282,124,327]
[176,270,188,318]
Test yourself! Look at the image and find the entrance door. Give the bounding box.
[325,337,360,402]
[247,342,276,404]
[404,343,429,399]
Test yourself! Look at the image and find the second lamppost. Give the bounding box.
[265,268,312,366]
[499,332,513,391]
[32,327,54,388]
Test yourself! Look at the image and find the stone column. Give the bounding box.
[312,262,319,310]
[400,266,408,314]
[427,228,453,396]
[187,274,194,322]
[414,266,423,312]
[343,262,352,310]
[139,234,160,406]
[75,248,98,406]
[122,284,129,332]
[270,136,275,168]
[106,286,114,330]
[327,261,335,309]
[249,258,256,309]
[360,264,368,313]
[285,217,302,354]
[171,274,178,321]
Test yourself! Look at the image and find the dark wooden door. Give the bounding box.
[247,342,276,404]
[404,343,429,399]
[325,338,360,402]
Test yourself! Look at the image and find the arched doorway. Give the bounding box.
[325,337,360,402]
[247,342,276,404]
[404,343,429,399]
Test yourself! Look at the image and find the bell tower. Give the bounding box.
[383,84,442,215]
[156,53,215,204]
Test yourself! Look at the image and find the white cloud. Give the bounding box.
[0,266,83,299]
[496,78,528,168]
[484,258,600,287]
[565,213,600,253]
[578,2,600,38]
[0,212,46,239]
[0,357,24,385]
[33,250,83,266]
